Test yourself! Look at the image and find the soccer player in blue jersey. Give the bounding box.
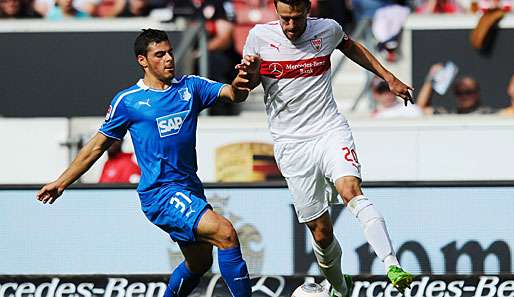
[37,29,253,297]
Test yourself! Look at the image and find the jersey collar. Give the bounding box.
[136,78,180,92]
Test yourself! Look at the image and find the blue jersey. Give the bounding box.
[99,76,224,202]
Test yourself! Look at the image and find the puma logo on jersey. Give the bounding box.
[270,43,280,52]
[156,110,189,137]
[138,99,151,107]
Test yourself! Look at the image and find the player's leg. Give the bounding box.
[336,177,399,267]
[196,209,251,297]
[142,189,250,297]
[274,140,351,297]
[305,212,351,297]
[164,242,213,297]
[318,126,411,291]
[335,176,412,291]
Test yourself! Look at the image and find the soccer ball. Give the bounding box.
[292,283,330,297]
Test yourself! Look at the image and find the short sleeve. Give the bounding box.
[190,75,225,110]
[243,27,259,57]
[98,95,130,140]
[330,19,351,50]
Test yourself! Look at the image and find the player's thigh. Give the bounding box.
[195,209,239,248]
[318,127,362,187]
[274,141,330,223]
[180,242,213,274]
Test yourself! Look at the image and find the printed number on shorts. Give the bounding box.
[342,147,359,164]
[169,192,196,217]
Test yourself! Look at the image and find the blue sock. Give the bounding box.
[218,247,251,297]
[164,261,201,297]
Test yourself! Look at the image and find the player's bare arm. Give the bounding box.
[338,39,414,105]
[36,133,115,204]
[219,56,262,103]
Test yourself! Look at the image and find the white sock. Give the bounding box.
[348,195,400,271]
[312,238,348,296]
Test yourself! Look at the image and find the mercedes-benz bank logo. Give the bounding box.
[268,63,284,78]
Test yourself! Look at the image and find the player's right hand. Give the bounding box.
[235,55,261,75]
[36,181,64,204]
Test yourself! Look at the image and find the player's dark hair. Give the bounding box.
[273,0,311,8]
[134,29,169,57]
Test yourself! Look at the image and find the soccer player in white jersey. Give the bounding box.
[236,0,414,295]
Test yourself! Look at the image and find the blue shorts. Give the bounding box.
[140,187,210,244]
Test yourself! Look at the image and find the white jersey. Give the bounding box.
[243,18,351,143]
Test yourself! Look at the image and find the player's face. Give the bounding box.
[275,1,309,41]
[139,41,175,82]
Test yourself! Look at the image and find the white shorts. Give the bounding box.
[274,125,362,223]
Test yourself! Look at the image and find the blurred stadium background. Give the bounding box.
[1,1,514,296]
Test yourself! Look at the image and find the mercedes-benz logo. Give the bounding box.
[268,63,284,78]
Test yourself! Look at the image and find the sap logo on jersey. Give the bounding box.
[156,110,189,137]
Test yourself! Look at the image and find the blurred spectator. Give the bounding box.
[371,3,410,62]
[499,74,514,115]
[171,0,240,114]
[99,139,141,183]
[370,76,423,118]
[1,0,42,18]
[415,0,465,13]
[351,0,392,21]
[351,0,410,62]
[118,0,150,16]
[90,0,124,17]
[417,63,496,115]
[46,0,89,19]
[193,0,241,115]
[35,0,95,15]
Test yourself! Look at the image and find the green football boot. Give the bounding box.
[387,266,413,294]
[329,275,353,297]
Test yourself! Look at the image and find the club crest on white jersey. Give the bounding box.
[310,38,322,52]
[156,110,189,137]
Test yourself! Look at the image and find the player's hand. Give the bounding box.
[386,76,414,106]
[235,55,261,75]
[36,181,64,204]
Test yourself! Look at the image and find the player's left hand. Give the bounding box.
[386,77,414,106]
[36,181,64,204]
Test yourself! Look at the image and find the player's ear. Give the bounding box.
[137,55,148,68]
